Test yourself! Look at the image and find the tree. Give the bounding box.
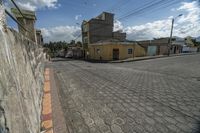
[69,40,75,45]
[192,39,200,47]
[43,41,68,54]
[76,41,82,47]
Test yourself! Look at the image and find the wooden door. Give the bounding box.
[113,49,119,60]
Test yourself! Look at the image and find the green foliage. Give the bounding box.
[43,40,83,55]
[43,41,68,54]
[192,39,200,47]
[43,41,68,57]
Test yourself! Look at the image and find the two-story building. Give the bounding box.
[81,12,145,61]
[82,12,126,46]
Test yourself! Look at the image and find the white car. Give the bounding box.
[65,51,73,58]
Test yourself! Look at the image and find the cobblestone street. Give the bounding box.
[50,54,200,133]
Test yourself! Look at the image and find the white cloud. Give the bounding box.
[114,20,124,31]
[17,2,37,11]
[41,1,200,43]
[75,15,82,21]
[41,26,81,43]
[7,0,59,11]
[120,1,200,40]
[124,19,172,40]
[177,1,200,23]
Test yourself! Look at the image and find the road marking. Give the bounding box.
[41,68,54,133]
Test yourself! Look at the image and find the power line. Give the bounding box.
[138,1,180,19]
[107,0,131,13]
[120,0,181,20]
[75,1,159,40]
[117,0,176,20]
[118,0,161,20]
[116,0,156,19]
[10,0,25,18]
[3,0,32,32]
[62,1,95,9]
[75,0,183,41]
[5,9,28,32]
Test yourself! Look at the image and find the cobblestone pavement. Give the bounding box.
[49,54,200,133]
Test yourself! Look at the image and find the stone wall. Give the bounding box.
[0,25,45,133]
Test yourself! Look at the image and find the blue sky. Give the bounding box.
[35,0,190,27]
[4,0,200,42]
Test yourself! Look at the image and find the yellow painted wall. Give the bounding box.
[88,43,146,60]
[134,44,146,57]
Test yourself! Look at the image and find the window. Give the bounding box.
[83,24,88,32]
[102,13,105,20]
[128,48,133,54]
[84,37,88,44]
[96,49,100,54]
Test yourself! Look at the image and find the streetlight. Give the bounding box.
[168,14,183,56]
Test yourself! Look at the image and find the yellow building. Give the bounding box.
[88,41,146,61]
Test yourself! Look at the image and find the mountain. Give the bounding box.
[173,36,184,41]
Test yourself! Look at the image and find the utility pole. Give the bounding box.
[168,18,174,56]
[168,14,183,56]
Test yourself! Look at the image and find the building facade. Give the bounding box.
[88,41,146,61]
[11,8,37,42]
[138,38,169,56]
[36,30,43,45]
[82,12,126,46]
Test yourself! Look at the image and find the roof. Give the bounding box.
[90,40,137,46]
[83,11,114,23]
[11,8,36,20]
[36,30,41,33]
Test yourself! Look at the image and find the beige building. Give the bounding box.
[88,41,146,61]
[36,30,43,45]
[11,8,37,42]
[82,12,126,46]
[82,12,146,61]
[138,38,169,56]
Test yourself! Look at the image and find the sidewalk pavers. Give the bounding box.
[41,68,54,133]
[41,67,68,133]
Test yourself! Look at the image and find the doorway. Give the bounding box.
[113,49,119,60]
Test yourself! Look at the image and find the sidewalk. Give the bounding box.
[41,68,68,133]
[110,52,200,63]
[41,68,53,133]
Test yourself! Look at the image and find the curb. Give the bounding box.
[41,68,54,133]
[110,52,200,63]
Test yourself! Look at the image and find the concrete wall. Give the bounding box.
[89,20,113,43]
[159,45,168,55]
[113,32,126,41]
[82,12,115,44]
[88,43,146,60]
[134,44,146,57]
[0,26,45,133]
[138,39,169,55]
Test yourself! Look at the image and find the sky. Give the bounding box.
[4,0,200,43]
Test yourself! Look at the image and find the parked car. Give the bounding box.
[65,51,73,58]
